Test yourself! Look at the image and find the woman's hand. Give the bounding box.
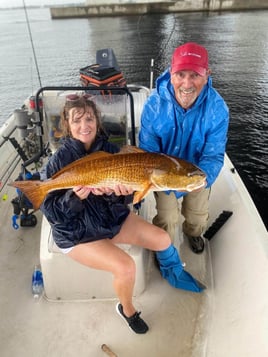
[73,184,134,199]
[73,186,112,199]
[73,186,93,200]
[113,184,134,196]
[91,187,114,195]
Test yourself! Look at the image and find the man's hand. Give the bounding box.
[190,180,207,193]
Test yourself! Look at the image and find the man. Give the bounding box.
[139,42,229,254]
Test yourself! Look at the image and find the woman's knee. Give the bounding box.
[154,228,171,251]
[113,254,136,280]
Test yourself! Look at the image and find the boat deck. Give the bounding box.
[1,138,268,356]
[0,179,210,357]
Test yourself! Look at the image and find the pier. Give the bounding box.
[50,0,268,19]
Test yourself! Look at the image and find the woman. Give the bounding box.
[40,94,204,335]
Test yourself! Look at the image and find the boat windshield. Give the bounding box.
[39,87,134,153]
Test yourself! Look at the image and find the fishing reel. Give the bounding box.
[11,171,39,229]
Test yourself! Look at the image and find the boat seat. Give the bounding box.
[40,215,150,301]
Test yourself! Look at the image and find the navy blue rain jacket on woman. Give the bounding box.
[139,69,229,198]
[40,134,131,249]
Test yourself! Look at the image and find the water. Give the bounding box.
[0,8,267,229]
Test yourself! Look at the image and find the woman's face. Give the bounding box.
[68,106,97,150]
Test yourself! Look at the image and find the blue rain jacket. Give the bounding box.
[139,69,229,198]
[40,133,131,249]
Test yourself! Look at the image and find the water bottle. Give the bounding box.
[31,264,44,299]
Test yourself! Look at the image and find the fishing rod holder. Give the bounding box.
[8,107,42,229]
[11,107,43,165]
[14,108,34,139]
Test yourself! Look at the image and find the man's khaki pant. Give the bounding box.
[152,189,210,242]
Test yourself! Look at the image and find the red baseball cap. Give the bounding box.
[171,42,209,76]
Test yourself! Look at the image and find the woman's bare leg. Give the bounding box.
[67,239,137,316]
[112,211,171,251]
[67,212,172,317]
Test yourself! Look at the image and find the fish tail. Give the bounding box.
[9,180,47,210]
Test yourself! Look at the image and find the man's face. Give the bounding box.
[170,70,210,109]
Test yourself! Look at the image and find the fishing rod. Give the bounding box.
[22,0,42,88]
[137,13,177,90]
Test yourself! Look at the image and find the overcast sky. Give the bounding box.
[0,0,84,8]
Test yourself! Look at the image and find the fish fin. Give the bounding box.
[119,145,146,154]
[82,151,112,160]
[9,180,47,210]
[52,151,112,179]
[133,183,154,204]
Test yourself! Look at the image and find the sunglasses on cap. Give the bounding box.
[66,93,95,102]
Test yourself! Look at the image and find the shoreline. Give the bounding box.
[50,1,268,19]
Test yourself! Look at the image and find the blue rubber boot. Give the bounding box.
[156,245,205,293]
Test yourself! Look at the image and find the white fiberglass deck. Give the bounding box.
[1,155,268,357]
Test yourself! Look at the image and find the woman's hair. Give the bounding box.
[60,95,104,137]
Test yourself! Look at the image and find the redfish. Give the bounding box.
[9,146,206,210]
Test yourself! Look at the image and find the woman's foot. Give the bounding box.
[116,303,149,334]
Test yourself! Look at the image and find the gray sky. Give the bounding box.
[0,0,84,8]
